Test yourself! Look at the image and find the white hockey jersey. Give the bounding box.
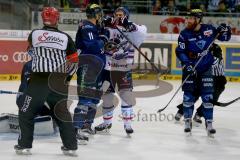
[104,24,147,71]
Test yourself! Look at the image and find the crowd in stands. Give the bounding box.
[152,0,240,16]
[28,0,240,16]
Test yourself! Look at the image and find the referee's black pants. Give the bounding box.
[17,72,77,150]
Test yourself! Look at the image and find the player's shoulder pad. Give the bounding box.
[178,28,190,40]
[80,20,94,29]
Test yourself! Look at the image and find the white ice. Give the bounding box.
[0,80,239,160]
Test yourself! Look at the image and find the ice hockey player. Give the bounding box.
[175,9,231,137]
[174,43,227,125]
[14,7,78,156]
[73,3,106,144]
[94,7,147,135]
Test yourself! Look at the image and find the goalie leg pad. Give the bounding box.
[0,114,10,133]
[6,114,55,136]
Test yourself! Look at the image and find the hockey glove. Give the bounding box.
[112,49,128,60]
[119,17,137,32]
[183,64,195,75]
[217,23,230,33]
[99,34,109,44]
[102,16,115,28]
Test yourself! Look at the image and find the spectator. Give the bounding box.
[218,1,228,12]
[161,0,180,15]
[152,0,162,15]
[191,0,207,10]
[207,0,221,11]
[175,0,190,11]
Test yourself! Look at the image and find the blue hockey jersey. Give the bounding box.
[176,24,231,73]
[75,20,105,62]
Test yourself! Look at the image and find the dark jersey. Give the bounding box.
[75,20,105,62]
[18,61,32,94]
[28,26,78,73]
[176,24,231,73]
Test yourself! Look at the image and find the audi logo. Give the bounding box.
[13,52,31,63]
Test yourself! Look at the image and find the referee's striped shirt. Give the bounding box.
[212,57,224,76]
[28,26,78,74]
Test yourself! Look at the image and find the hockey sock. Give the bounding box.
[183,105,194,119]
[103,106,114,124]
[73,105,88,129]
[202,103,213,120]
[121,105,133,127]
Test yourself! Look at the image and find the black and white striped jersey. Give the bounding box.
[28,26,78,73]
[212,57,224,76]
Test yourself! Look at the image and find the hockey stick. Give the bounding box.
[213,97,240,107]
[0,90,22,95]
[115,26,163,85]
[157,34,219,113]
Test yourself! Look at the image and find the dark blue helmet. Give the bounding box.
[187,9,203,20]
[86,3,103,19]
[114,7,130,19]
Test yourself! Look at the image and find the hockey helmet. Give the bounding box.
[187,9,203,21]
[114,7,130,19]
[41,7,60,26]
[86,3,103,19]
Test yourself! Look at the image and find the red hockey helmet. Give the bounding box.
[41,7,60,26]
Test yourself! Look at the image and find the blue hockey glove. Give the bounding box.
[217,23,230,33]
[183,64,195,75]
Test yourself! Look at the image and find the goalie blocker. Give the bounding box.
[0,113,56,136]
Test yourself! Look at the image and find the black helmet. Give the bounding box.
[188,9,203,20]
[86,3,103,19]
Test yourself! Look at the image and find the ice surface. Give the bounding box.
[0,80,239,160]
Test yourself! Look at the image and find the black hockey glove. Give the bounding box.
[119,17,137,32]
[210,43,223,59]
[102,16,115,28]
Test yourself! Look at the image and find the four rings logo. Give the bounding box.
[13,52,31,63]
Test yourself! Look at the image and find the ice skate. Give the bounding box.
[76,129,89,145]
[95,123,112,133]
[205,121,216,138]
[61,146,77,157]
[193,113,202,127]
[14,145,31,155]
[81,123,96,135]
[184,119,192,136]
[124,125,134,137]
[174,112,183,122]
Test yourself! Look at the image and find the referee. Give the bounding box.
[14,7,78,156]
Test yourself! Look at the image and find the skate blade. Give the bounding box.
[185,132,192,137]
[95,129,111,134]
[77,140,88,145]
[174,120,181,124]
[62,150,78,157]
[193,121,201,127]
[207,132,215,138]
[126,134,132,138]
[15,149,32,155]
